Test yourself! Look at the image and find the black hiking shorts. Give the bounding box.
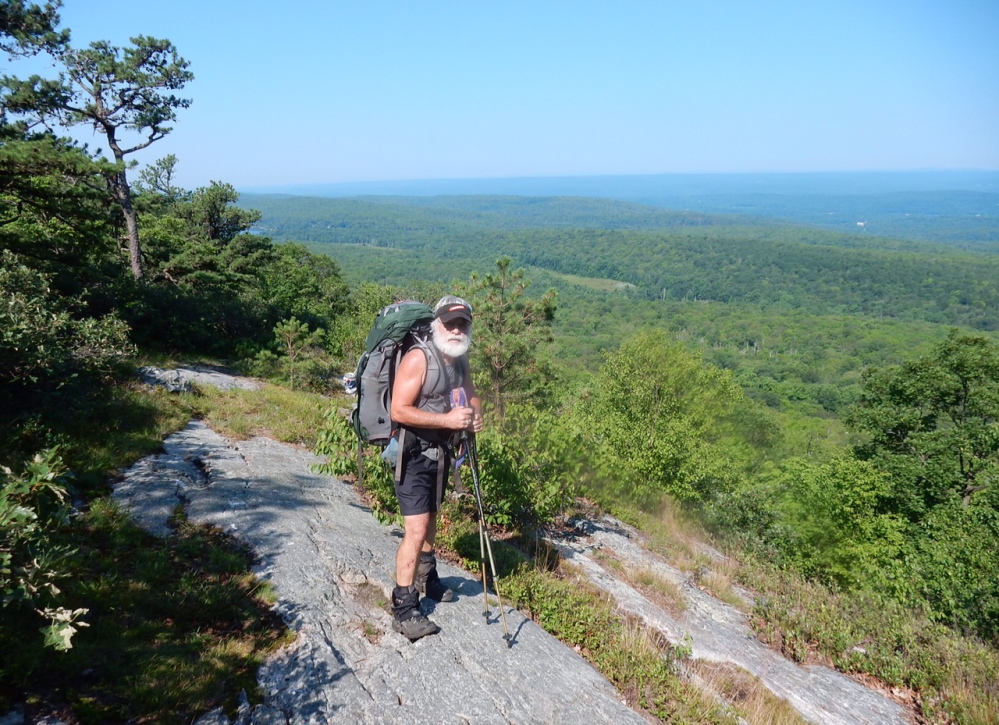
[395,452,446,516]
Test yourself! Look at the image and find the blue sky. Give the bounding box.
[17,0,999,189]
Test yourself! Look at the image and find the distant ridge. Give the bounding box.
[241,171,999,245]
[241,170,999,200]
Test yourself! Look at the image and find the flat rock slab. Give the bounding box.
[114,421,648,725]
[138,365,262,393]
[556,518,911,725]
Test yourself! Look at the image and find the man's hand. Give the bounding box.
[443,406,476,430]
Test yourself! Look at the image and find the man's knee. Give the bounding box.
[403,513,432,542]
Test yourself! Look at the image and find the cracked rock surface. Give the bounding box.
[114,420,647,725]
[137,365,262,393]
[555,518,911,725]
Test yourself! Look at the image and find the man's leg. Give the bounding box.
[392,511,439,640]
[414,514,454,601]
[396,512,431,586]
[422,515,436,553]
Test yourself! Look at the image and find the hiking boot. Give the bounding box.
[415,552,455,602]
[391,585,439,641]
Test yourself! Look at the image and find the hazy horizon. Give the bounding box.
[241,169,999,199]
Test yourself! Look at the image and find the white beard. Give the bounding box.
[432,321,471,359]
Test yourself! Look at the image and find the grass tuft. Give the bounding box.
[185,383,329,448]
[693,661,810,725]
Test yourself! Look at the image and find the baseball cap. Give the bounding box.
[434,295,473,325]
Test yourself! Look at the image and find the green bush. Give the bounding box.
[313,407,357,479]
[909,496,999,641]
[249,318,340,393]
[579,330,778,507]
[1,449,87,653]
[1,251,133,392]
[475,404,581,529]
[771,456,909,590]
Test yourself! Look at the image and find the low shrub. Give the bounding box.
[744,561,999,725]
[1,449,84,654]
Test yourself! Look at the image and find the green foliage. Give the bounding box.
[312,408,399,525]
[849,330,999,519]
[134,153,188,204]
[465,257,557,418]
[0,0,68,57]
[0,132,116,272]
[504,567,619,649]
[1,497,290,722]
[711,331,999,643]
[1,250,134,394]
[145,181,272,292]
[355,453,399,525]
[118,172,356,361]
[765,457,908,589]
[580,329,778,505]
[746,565,999,725]
[908,497,999,642]
[258,242,350,330]
[268,317,325,391]
[313,407,357,479]
[324,281,398,368]
[177,181,259,243]
[473,404,581,529]
[0,449,85,651]
[504,565,737,724]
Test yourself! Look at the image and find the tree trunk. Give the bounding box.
[110,169,143,280]
[123,197,143,280]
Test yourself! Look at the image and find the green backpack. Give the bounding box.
[350,300,434,446]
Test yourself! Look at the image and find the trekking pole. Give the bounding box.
[464,432,512,647]
[477,499,490,622]
[462,433,492,623]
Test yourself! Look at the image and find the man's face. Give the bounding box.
[432,317,471,358]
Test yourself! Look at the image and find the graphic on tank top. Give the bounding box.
[450,378,469,469]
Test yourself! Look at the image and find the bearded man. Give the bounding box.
[388,295,483,640]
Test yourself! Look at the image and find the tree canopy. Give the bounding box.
[2,30,192,278]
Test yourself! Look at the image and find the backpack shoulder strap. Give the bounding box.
[412,336,447,398]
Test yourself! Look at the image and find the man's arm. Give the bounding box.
[391,348,472,431]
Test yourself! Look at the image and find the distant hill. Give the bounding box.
[242,170,999,198]
[241,171,999,248]
[643,190,999,246]
[240,193,999,332]
[239,193,773,240]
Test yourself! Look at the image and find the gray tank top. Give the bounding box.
[408,339,468,450]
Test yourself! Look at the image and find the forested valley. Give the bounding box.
[254,193,999,723]
[2,3,999,723]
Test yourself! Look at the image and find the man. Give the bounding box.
[389,295,484,640]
